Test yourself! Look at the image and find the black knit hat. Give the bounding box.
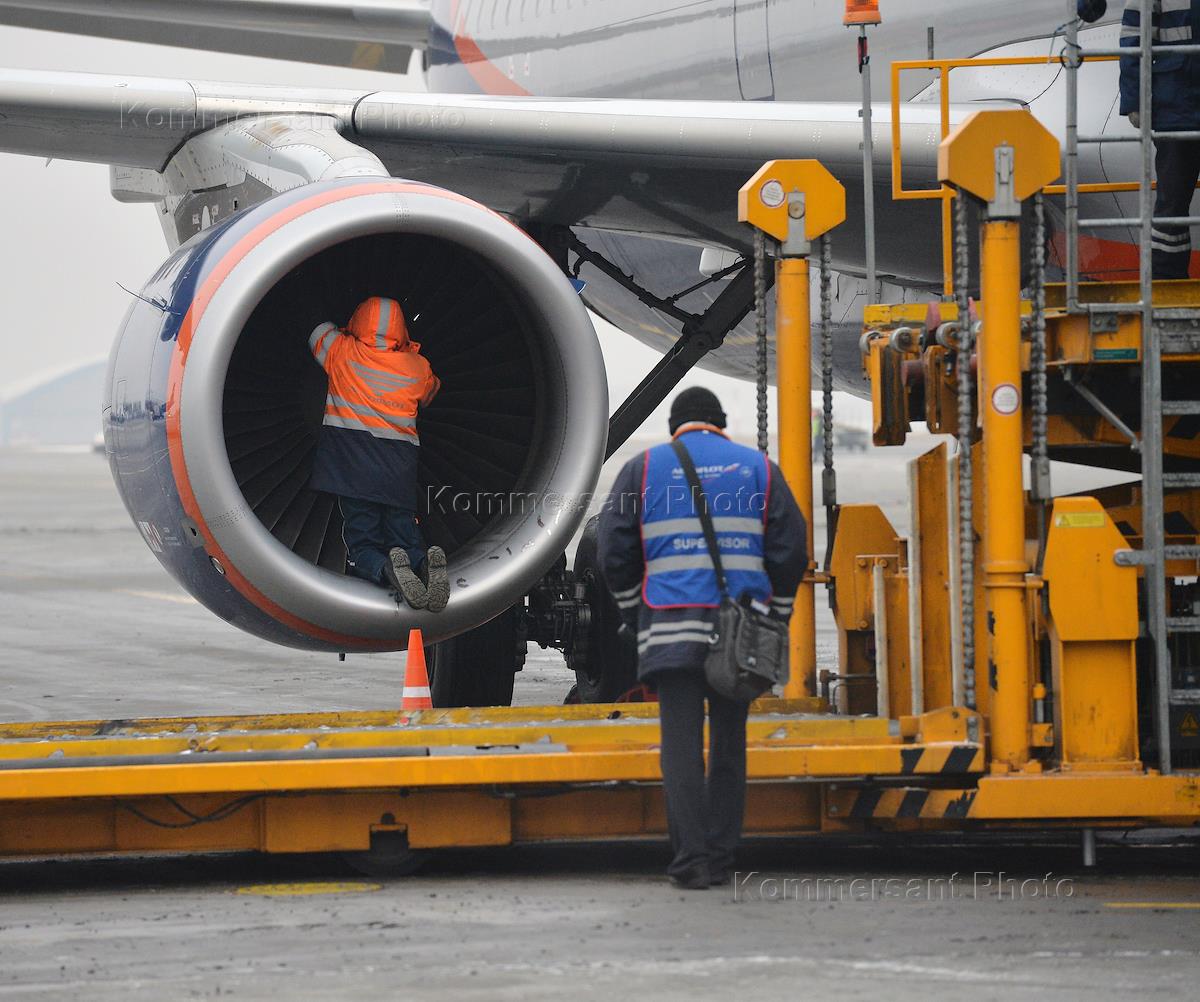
[669,387,726,434]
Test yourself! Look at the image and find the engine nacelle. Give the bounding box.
[104,178,607,651]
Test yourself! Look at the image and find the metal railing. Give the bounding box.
[892,53,1117,296]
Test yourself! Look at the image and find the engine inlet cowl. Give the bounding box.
[104,179,607,651]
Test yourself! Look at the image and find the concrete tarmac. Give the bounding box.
[2,445,1195,1002]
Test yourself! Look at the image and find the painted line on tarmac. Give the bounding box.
[235,881,382,897]
[1103,902,1200,909]
[120,589,197,605]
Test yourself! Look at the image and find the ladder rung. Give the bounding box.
[1085,302,1145,315]
[1078,134,1139,144]
[1083,44,1200,58]
[1170,689,1200,704]
[1154,308,1200,320]
[1167,617,1200,631]
[1079,218,1144,229]
[1161,402,1200,415]
[1151,215,1200,227]
[1074,214,1200,227]
[1163,473,1200,488]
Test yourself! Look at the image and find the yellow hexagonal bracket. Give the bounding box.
[938,109,1061,204]
[739,160,847,243]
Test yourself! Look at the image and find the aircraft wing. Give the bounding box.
[0,1,430,73]
[0,68,961,273]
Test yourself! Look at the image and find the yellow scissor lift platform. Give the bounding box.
[0,700,990,860]
[2,698,1197,864]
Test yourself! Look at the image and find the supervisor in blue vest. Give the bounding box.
[598,387,807,890]
[1118,0,1200,278]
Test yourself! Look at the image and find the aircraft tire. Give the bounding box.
[568,516,639,703]
[428,606,523,707]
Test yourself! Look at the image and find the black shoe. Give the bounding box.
[424,545,450,613]
[709,870,729,887]
[387,548,428,609]
[668,864,711,890]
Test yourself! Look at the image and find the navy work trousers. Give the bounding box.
[1153,139,1200,279]
[338,497,426,585]
[655,669,751,881]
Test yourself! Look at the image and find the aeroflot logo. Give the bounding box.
[670,462,746,479]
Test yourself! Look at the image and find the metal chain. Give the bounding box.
[1029,191,1051,502]
[754,228,770,455]
[820,233,837,509]
[954,192,976,711]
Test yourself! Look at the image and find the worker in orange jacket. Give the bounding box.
[307,296,448,611]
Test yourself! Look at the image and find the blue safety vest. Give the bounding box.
[640,429,772,608]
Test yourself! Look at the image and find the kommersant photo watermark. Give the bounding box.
[424,484,769,519]
[731,872,1075,903]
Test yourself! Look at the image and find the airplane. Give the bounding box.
[0,1,1144,705]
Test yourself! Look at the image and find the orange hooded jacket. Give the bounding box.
[308,296,440,446]
[307,297,440,507]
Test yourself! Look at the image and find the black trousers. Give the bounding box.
[1153,138,1200,280]
[655,669,750,879]
[338,497,426,584]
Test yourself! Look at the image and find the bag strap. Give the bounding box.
[670,438,730,600]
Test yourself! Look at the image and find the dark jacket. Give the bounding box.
[597,426,808,682]
[1120,0,1200,131]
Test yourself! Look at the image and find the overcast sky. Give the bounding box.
[0,24,869,440]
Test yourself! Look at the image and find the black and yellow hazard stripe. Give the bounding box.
[841,787,978,820]
[899,744,983,775]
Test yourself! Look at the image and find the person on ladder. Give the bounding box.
[597,387,807,889]
[1117,0,1200,279]
[307,296,449,612]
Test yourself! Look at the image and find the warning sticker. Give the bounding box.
[1054,512,1105,529]
[991,383,1020,415]
[1181,711,1199,739]
[760,179,786,208]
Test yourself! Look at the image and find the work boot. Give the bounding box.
[668,863,711,891]
[423,545,450,613]
[386,548,428,610]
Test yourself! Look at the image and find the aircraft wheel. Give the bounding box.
[428,606,524,707]
[568,516,639,703]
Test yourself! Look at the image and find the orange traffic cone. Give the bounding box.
[402,628,432,710]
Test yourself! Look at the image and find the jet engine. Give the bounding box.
[103,178,607,652]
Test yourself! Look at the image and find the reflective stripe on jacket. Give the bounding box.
[307,297,440,506]
[640,428,772,608]
[308,297,440,446]
[1120,0,1200,130]
[598,425,808,680]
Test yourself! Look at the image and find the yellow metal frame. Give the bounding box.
[1,699,1197,860]
[739,160,847,698]
[890,54,1121,295]
[0,702,990,858]
[939,109,1061,773]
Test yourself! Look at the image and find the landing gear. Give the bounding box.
[428,605,525,707]
[567,516,638,702]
